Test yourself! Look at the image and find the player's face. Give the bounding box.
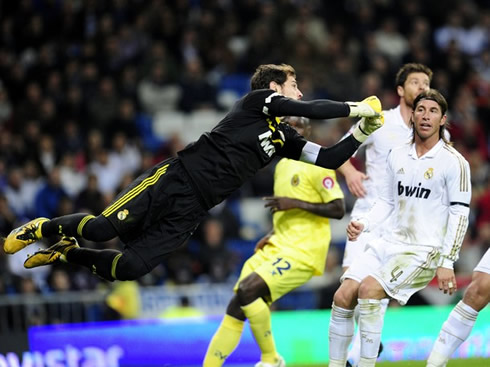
[279,75,303,100]
[412,99,446,142]
[399,72,430,107]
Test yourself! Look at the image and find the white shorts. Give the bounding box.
[342,238,439,305]
[474,248,490,274]
[342,209,392,268]
[342,230,376,268]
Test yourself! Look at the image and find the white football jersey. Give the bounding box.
[351,106,412,215]
[361,140,471,268]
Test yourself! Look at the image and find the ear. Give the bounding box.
[269,81,280,92]
[396,85,404,98]
[440,114,447,126]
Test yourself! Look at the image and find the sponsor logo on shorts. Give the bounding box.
[117,209,129,220]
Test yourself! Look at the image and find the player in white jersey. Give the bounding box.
[328,89,472,367]
[337,63,433,367]
[427,248,490,366]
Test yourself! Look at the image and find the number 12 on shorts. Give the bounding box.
[271,257,291,276]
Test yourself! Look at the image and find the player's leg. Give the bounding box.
[4,213,118,254]
[24,238,147,282]
[205,249,301,367]
[427,269,490,367]
[346,299,387,367]
[365,245,439,367]
[41,213,117,241]
[203,296,246,367]
[331,246,380,367]
[357,276,388,367]
[65,158,206,282]
[21,215,124,281]
[342,232,371,367]
[237,271,282,366]
[329,279,359,367]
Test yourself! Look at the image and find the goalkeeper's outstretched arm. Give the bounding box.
[299,116,384,169]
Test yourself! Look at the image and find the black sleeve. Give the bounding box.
[277,123,308,159]
[315,135,362,169]
[246,90,350,119]
[269,96,350,119]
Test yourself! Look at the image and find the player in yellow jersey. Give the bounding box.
[203,116,346,367]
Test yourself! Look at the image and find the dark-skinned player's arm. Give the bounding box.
[264,197,345,219]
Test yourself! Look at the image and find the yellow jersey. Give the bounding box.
[267,158,344,275]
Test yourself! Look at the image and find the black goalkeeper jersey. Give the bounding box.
[178,89,351,209]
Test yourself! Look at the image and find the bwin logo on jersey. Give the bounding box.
[398,181,431,199]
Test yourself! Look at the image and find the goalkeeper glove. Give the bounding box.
[352,114,385,143]
[347,95,382,118]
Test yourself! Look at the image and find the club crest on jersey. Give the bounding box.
[117,209,129,220]
[398,181,431,199]
[323,177,334,189]
[424,168,434,179]
[291,174,300,186]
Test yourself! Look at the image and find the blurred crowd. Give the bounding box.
[0,0,488,310]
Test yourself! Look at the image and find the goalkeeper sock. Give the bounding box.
[42,214,118,242]
[203,314,244,367]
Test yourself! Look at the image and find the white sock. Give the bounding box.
[329,303,355,367]
[380,298,389,317]
[347,304,361,366]
[348,299,388,366]
[358,299,384,366]
[427,301,478,366]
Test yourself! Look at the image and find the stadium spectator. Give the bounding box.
[138,62,182,115]
[195,217,237,283]
[178,58,218,113]
[58,152,87,199]
[87,77,120,134]
[33,167,68,219]
[4,167,32,219]
[0,193,15,236]
[373,17,409,67]
[75,173,104,214]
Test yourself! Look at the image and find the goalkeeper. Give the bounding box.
[5,64,383,288]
